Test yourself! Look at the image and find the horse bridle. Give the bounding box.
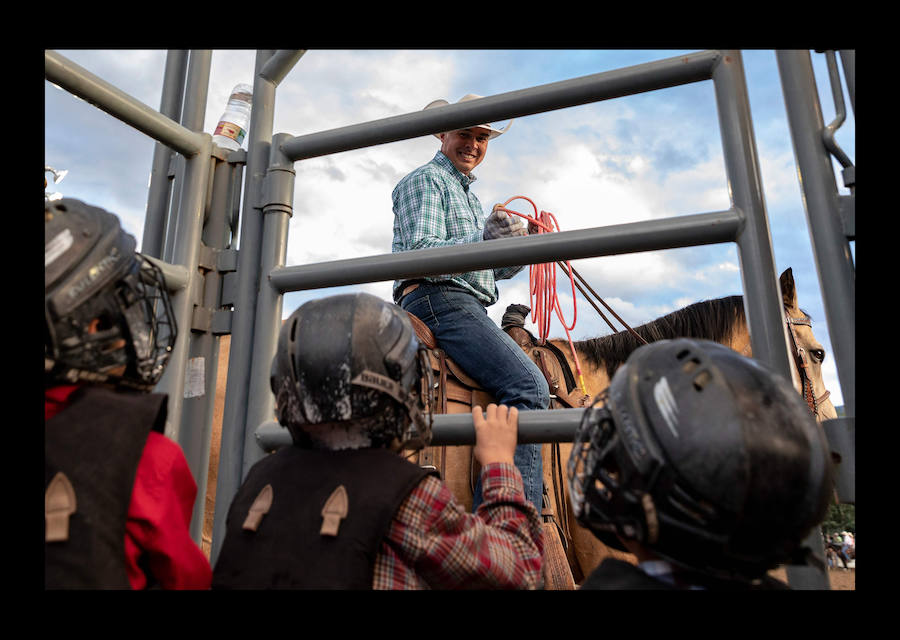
[785,315,831,419]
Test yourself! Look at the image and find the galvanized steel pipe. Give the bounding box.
[279,50,722,162]
[269,209,742,293]
[45,50,207,158]
[254,408,588,452]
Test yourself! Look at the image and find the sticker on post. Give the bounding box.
[184,357,205,398]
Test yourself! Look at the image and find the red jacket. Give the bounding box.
[45,385,212,589]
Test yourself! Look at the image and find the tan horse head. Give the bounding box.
[723,268,837,422]
[778,268,837,421]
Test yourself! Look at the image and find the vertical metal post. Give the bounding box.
[241,133,295,477]
[179,157,240,542]
[210,50,277,565]
[142,50,188,259]
[776,50,855,418]
[163,51,212,264]
[712,51,797,382]
[777,50,856,515]
[713,51,830,590]
[153,50,213,444]
[155,135,213,441]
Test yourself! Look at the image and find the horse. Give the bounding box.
[405,267,837,587]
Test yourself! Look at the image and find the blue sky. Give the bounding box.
[44,49,854,407]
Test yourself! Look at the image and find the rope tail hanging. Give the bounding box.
[495,196,588,395]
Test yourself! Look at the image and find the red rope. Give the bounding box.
[495,196,587,394]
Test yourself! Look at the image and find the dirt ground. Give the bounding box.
[768,566,855,590]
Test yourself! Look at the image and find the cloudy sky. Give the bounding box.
[44,49,854,407]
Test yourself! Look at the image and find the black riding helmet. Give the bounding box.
[270,292,434,451]
[45,198,176,391]
[568,338,834,582]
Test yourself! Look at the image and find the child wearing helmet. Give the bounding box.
[212,292,543,589]
[44,198,211,589]
[567,338,835,590]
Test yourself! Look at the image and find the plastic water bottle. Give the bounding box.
[212,83,253,151]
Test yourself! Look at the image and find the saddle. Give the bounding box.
[405,312,494,414]
[404,305,591,589]
[405,309,591,413]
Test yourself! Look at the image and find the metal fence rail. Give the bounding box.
[45,48,854,590]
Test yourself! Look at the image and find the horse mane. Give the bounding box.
[575,295,747,379]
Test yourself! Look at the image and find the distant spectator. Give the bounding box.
[841,531,854,566]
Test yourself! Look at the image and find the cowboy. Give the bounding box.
[391,93,549,512]
[568,338,835,590]
[44,198,211,589]
[211,293,543,589]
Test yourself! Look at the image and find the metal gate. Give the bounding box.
[45,49,854,589]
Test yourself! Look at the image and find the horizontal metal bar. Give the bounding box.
[255,408,587,452]
[270,209,742,293]
[143,255,189,291]
[280,50,721,162]
[45,50,207,157]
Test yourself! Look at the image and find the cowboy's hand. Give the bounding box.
[483,205,526,240]
[472,403,518,466]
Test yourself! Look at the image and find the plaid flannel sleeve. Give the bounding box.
[374,462,544,590]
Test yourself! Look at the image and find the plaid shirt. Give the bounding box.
[391,151,524,306]
[373,462,544,589]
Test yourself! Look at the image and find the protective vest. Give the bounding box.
[212,446,434,589]
[44,386,167,589]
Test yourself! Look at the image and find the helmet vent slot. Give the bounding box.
[678,353,701,374]
[675,351,710,390]
[692,369,712,391]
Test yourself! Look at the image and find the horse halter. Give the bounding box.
[785,315,831,419]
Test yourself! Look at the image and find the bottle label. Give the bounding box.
[214,121,246,145]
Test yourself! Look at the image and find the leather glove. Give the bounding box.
[483,205,526,240]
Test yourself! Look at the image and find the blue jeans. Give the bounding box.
[400,282,549,511]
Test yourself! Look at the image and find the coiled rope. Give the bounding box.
[494,196,588,395]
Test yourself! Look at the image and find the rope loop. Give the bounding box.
[495,196,587,394]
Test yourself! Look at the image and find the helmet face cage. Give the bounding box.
[568,395,610,526]
[568,390,657,550]
[396,344,434,450]
[120,255,177,387]
[46,254,176,391]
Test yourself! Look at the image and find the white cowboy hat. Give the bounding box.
[423,93,513,139]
